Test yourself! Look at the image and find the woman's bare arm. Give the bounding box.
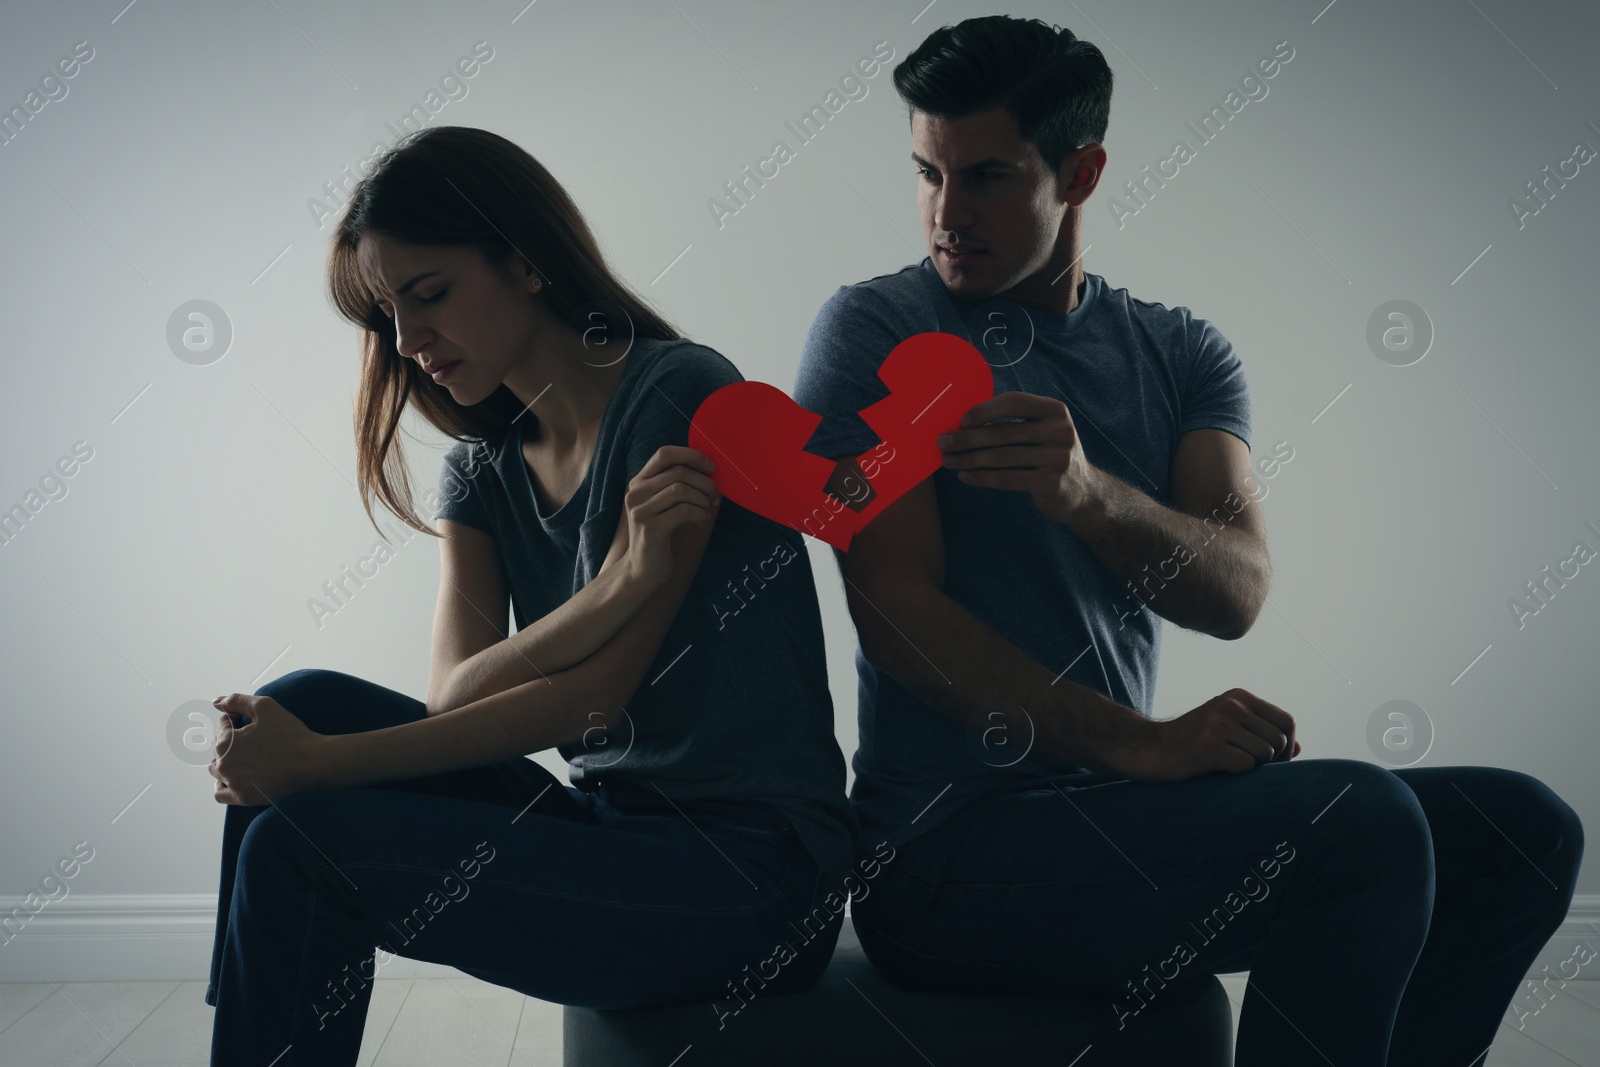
[322,446,718,787]
[428,514,649,715]
[316,502,712,788]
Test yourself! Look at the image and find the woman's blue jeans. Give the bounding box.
[850,757,1583,1066]
[204,668,841,1066]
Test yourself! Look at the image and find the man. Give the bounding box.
[792,15,1582,1065]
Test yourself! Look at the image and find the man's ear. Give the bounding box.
[1058,144,1105,207]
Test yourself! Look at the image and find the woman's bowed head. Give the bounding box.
[322,124,697,541]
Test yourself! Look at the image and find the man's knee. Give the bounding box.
[1504,771,1585,895]
[1301,759,1434,880]
[1308,759,1431,831]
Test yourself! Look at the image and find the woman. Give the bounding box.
[203,125,860,1064]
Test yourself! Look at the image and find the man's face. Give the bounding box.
[911,106,1073,301]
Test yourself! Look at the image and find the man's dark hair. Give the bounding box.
[892,15,1113,174]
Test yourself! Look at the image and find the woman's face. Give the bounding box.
[357,233,542,405]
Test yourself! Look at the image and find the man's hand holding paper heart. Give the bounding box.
[935,390,1103,529]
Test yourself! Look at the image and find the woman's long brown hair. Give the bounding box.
[327,125,681,539]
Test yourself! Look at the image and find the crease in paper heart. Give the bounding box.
[688,332,995,551]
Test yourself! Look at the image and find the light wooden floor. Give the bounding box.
[1,973,1596,1065]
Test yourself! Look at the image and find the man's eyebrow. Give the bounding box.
[910,152,1016,172]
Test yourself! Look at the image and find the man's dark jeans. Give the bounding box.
[852,758,1583,1066]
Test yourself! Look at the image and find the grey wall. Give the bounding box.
[2,0,1595,926]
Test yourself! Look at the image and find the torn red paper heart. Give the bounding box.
[688,332,994,551]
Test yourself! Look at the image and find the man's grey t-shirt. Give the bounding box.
[793,258,1252,852]
[434,335,861,887]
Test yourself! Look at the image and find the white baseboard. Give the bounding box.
[4,893,1598,986]
[0,894,479,983]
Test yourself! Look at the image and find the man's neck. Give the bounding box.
[991,256,1084,317]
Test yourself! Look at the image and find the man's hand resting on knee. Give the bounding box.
[1098,687,1301,784]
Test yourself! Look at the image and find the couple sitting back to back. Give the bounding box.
[204,15,1583,1067]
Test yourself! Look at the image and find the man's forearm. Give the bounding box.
[847,575,1152,775]
[435,563,654,715]
[1070,465,1268,639]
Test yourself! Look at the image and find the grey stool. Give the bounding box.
[564,920,1234,1066]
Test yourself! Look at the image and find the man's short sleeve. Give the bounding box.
[433,440,496,534]
[1178,312,1252,450]
[623,344,742,485]
[792,286,909,459]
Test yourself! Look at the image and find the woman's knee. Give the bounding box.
[252,668,344,728]
[252,668,416,734]
[235,805,296,880]
[236,792,356,880]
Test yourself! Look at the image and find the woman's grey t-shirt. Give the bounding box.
[432,336,861,886]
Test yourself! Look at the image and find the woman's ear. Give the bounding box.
[513,253,545,294]
[490,246,545,295]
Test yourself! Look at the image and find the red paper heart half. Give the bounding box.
[688,332,995,551]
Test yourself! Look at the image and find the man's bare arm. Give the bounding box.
[1068,429,1270,640]
[833,472,1153,776]
[939,394,1270,639]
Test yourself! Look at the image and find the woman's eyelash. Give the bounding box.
[377,289,446,317]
